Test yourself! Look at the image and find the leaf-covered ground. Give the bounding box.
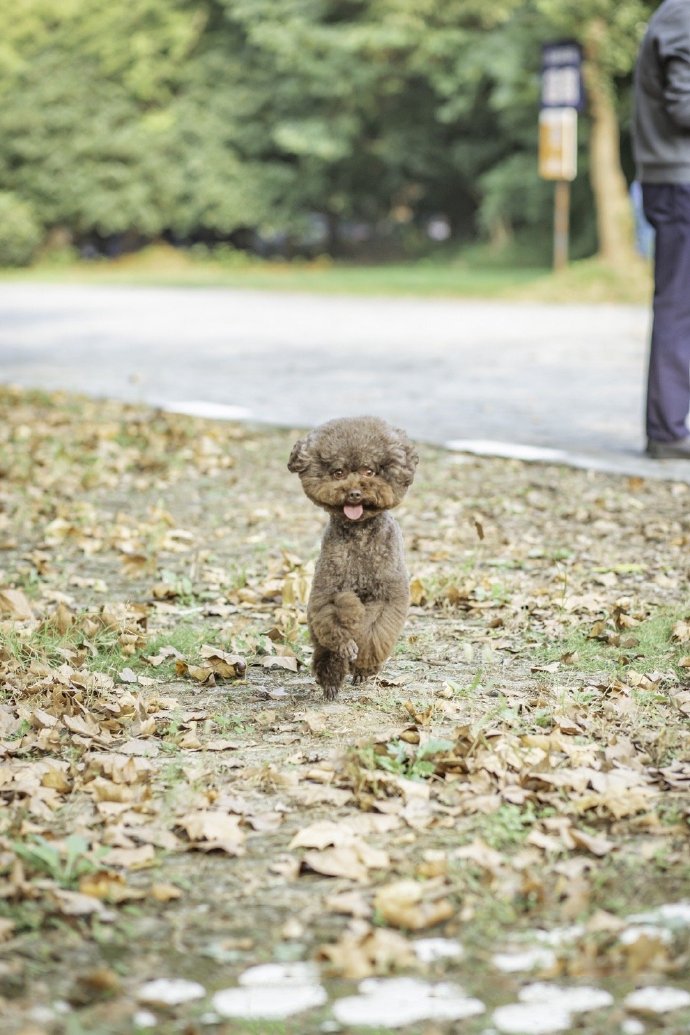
[1,385,689,1035]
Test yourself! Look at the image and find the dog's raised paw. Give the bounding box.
[337,639,359,662]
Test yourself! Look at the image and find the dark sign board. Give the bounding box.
[541,40,584,111]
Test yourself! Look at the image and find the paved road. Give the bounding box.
[2,281,684,480]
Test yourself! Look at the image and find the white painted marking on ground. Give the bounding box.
[163,400,253,420]
[212,962,327,1020]
[136,978,206,1006]
[518,982,614,1012]
[493,1002,572,1033]
[624,986,690,1014]
[237,962,321,986]
[445,439,569,462]
[491,947,557,973]
[621,1019,646,1035]
[132,1010,157,1028]
[619,925,672,945]
[627,901,690,927]
[445,438,688,481]
[532,924,584,946]
[212,984,327,1020]
[332,977,485,1027]
[412,937,465,963]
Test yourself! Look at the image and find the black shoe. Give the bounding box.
[646,436,690,459]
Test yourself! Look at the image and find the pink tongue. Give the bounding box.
[344,503,364,520]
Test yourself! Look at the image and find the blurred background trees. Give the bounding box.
[0,0,655,265]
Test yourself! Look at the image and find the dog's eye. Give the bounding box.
[331,469,346,480]
[361,467,375,477]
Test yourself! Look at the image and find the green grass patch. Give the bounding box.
[0,619,130,684]
[0,243,546,297]
[142,621,274,676]
[536,605,690,677]
[9,835,106,889]
[0,241,652,303]
[475,803,541,852]
[350,735,460,786]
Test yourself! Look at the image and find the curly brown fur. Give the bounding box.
[288,416,418,700]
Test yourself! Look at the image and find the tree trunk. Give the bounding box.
[326,211,341,257]
[583,18,635,264]
[487,213,513,253]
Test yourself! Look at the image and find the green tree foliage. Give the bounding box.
[0,192,42,266]
[0,0,657,258]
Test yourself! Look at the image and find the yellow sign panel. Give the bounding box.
[539,107,577,181]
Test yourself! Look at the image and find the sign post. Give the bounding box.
[539,42,583,271]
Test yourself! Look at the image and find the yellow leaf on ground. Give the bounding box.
[318,924,415,979]
[79,871,146,903]
[150,882,183,902]
[374,880,454,930]
[409,577,427,606]
[199,645,247,678]
[0,918,16,941]
[176,661,215,684]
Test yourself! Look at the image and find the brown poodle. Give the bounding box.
[288,416,418,700]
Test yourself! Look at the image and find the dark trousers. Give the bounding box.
[642,183,690,442]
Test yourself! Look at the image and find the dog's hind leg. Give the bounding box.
[312,644,350,700]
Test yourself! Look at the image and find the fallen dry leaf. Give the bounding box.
[0,587,34,619]
[302,835,390,882]
[150,882,183,902]
[318,924,416,979]
[103,844,156,870]
[303,846,369,882]
[325,890,372,919]
[374,880,455,931]
[259,656,299,672]
[49,889,111,917]
[78,871,146,903]
[199,645,247,678]
[289,821,354,851]
[177,810,245,855]
[569,828,615,857]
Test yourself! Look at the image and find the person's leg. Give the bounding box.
[643,183,690,443]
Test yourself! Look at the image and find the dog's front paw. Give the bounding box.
[337,638,359,662]
[322,684,339,701]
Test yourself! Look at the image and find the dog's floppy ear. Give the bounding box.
[388,429,419,487]
[288,436,311,473]
[402,441,419,484]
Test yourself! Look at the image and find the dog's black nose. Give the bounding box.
[346,488,363,503]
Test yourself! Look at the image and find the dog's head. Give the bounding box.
[288,416,418,522]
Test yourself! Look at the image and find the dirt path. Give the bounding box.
[1,387,689,1034]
